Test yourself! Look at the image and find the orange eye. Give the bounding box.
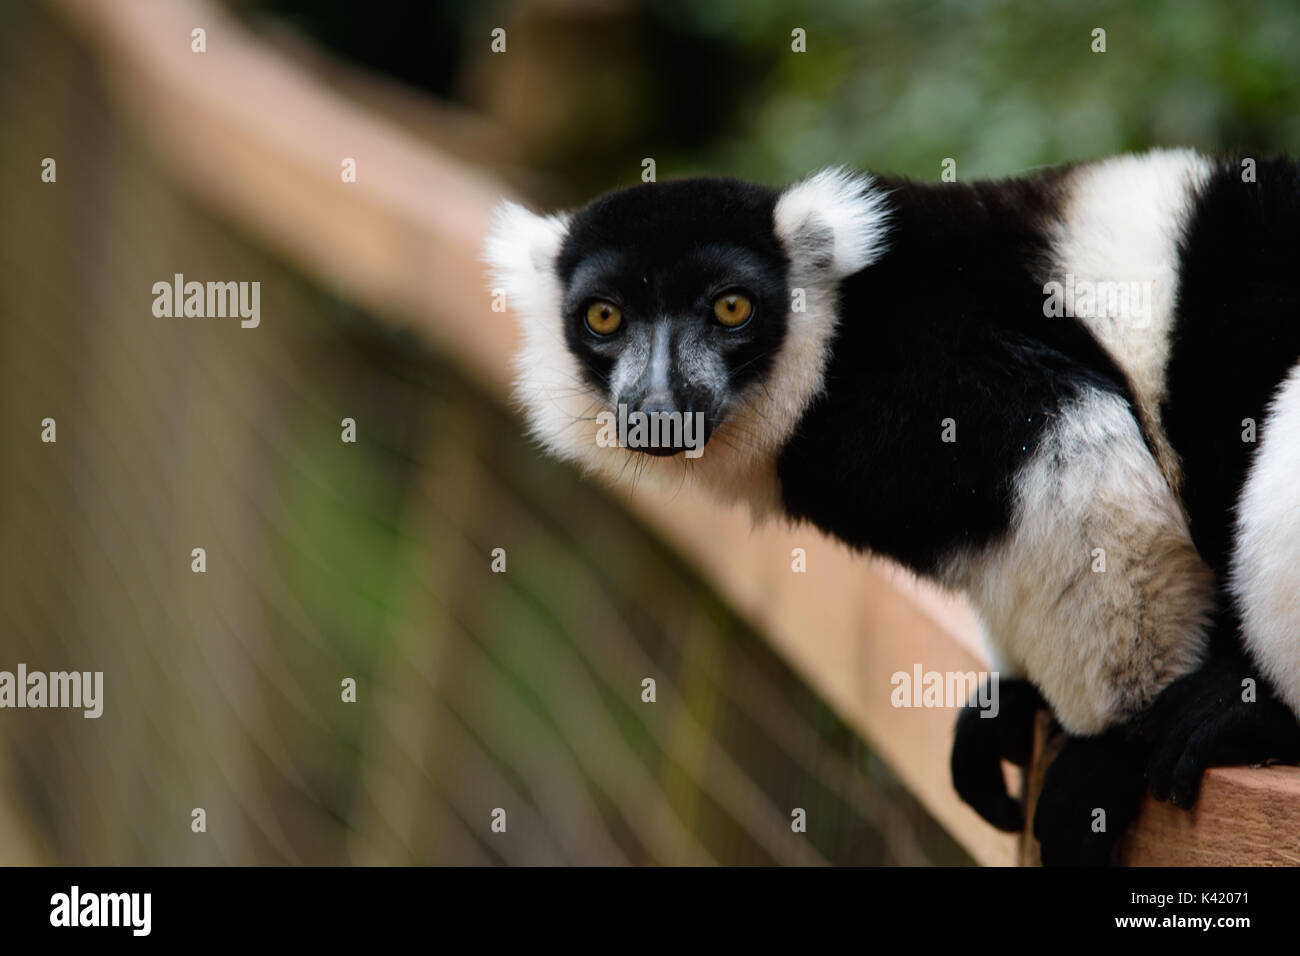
[713,293,753,327]
[585,301,622,335]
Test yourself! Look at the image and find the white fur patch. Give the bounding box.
[1231,361,1300,718]
[774,167,892,277]
[1048,148,1213,491]
[485,173,892,516]
[945,387,1214,734]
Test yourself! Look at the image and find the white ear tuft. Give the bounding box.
[774,167,890,277]
[483,199,571,308]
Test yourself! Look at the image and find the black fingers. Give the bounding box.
[1140,654,1300,808]
[1031,727,1147,866]
[950,677,1043,832]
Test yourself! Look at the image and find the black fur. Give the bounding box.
[775,172,1138,576]
[1137,156,1300,816]
[1140,640,1300,809]
[766,159,1300,861]
[1163,155,1300,581]
[1030,726,1149,866]
[555,178,789,421]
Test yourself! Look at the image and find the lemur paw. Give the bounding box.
[1139,656,1300,809]
[950,677,1041,832]
[1031,729,1147,866]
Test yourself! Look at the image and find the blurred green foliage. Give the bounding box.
[242,0,1300,195]
[653,0,1300,183]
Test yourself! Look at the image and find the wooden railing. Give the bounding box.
[52,0,1300,866]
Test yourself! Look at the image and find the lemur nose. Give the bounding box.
[637,390,677,417]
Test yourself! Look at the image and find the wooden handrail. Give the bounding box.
[52,0,1300,866]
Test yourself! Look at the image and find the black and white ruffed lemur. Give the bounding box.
[485,150,1300,864]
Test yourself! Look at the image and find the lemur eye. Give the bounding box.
[585,301,622,335]
[713,293,753,328]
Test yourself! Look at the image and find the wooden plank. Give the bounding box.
[1120,768,1300,866]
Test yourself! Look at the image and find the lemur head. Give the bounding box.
[485,169,889,511]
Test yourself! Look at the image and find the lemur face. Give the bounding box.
[486,169,889,502]
[554,180,790,456]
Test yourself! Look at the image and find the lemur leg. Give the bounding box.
[950,387,1215,740]
[950,677,1042,831]
[1142,366,1300,806]
[948,387,1214,861]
